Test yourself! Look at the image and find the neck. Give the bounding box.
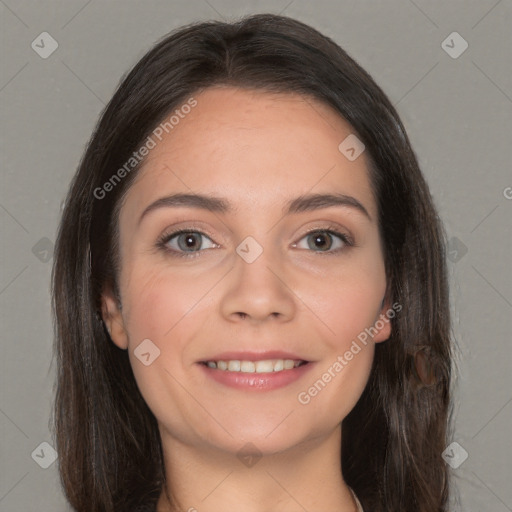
[156,425,359,512]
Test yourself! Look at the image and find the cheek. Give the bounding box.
[120,264,219,391]
[299,281,380,423]
[120,267,204,432]
[296,256,386,418]
[311,261,386,352]
[122,265,207,343]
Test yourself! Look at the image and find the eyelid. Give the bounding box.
[157,221,218,242]
[292,224,354,251]
[155,225,220,258]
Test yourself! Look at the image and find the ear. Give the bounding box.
[372,297,393,344]
[101,285,129,350]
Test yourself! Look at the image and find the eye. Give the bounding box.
[157,229,217,256]
[293,229,352,253]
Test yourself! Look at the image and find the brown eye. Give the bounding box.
[175,232,203,251]
[160,230,217,255]
[294,229,350,253]
[308,231,333,251]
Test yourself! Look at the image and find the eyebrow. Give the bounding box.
[138,192,371,225]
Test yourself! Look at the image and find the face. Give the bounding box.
[102,87,391,456]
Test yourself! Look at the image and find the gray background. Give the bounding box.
[1,0,511,510]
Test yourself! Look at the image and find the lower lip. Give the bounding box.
[198,362,314,391]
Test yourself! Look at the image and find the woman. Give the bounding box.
[52,13,452,512]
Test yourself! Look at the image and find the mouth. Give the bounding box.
[199,359,309,373]
[197,352,313,391]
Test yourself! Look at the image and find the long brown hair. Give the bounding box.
[52,13,452,511]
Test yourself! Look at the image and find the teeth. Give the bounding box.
[228,360,241,371]
[255,360,274,373]
[284,359,295,370]
[204,359,304,373]
[274,359,284,371]
[240,361,255,372]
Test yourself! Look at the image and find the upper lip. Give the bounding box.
[199,351,310,363]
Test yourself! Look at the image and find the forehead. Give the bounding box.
[122,87,376,221]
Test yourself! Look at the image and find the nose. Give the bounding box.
[219,244,296,324]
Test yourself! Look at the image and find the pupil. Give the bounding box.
[180,233,200,251]
[311,232,331,250]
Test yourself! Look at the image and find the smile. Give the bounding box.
[202,359,307,373]
[198,354,313,391]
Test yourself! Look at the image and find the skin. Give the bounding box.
[102,87,391,512]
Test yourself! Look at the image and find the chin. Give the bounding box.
[204,418,319,458]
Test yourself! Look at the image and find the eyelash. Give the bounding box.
[155,224,354,259]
